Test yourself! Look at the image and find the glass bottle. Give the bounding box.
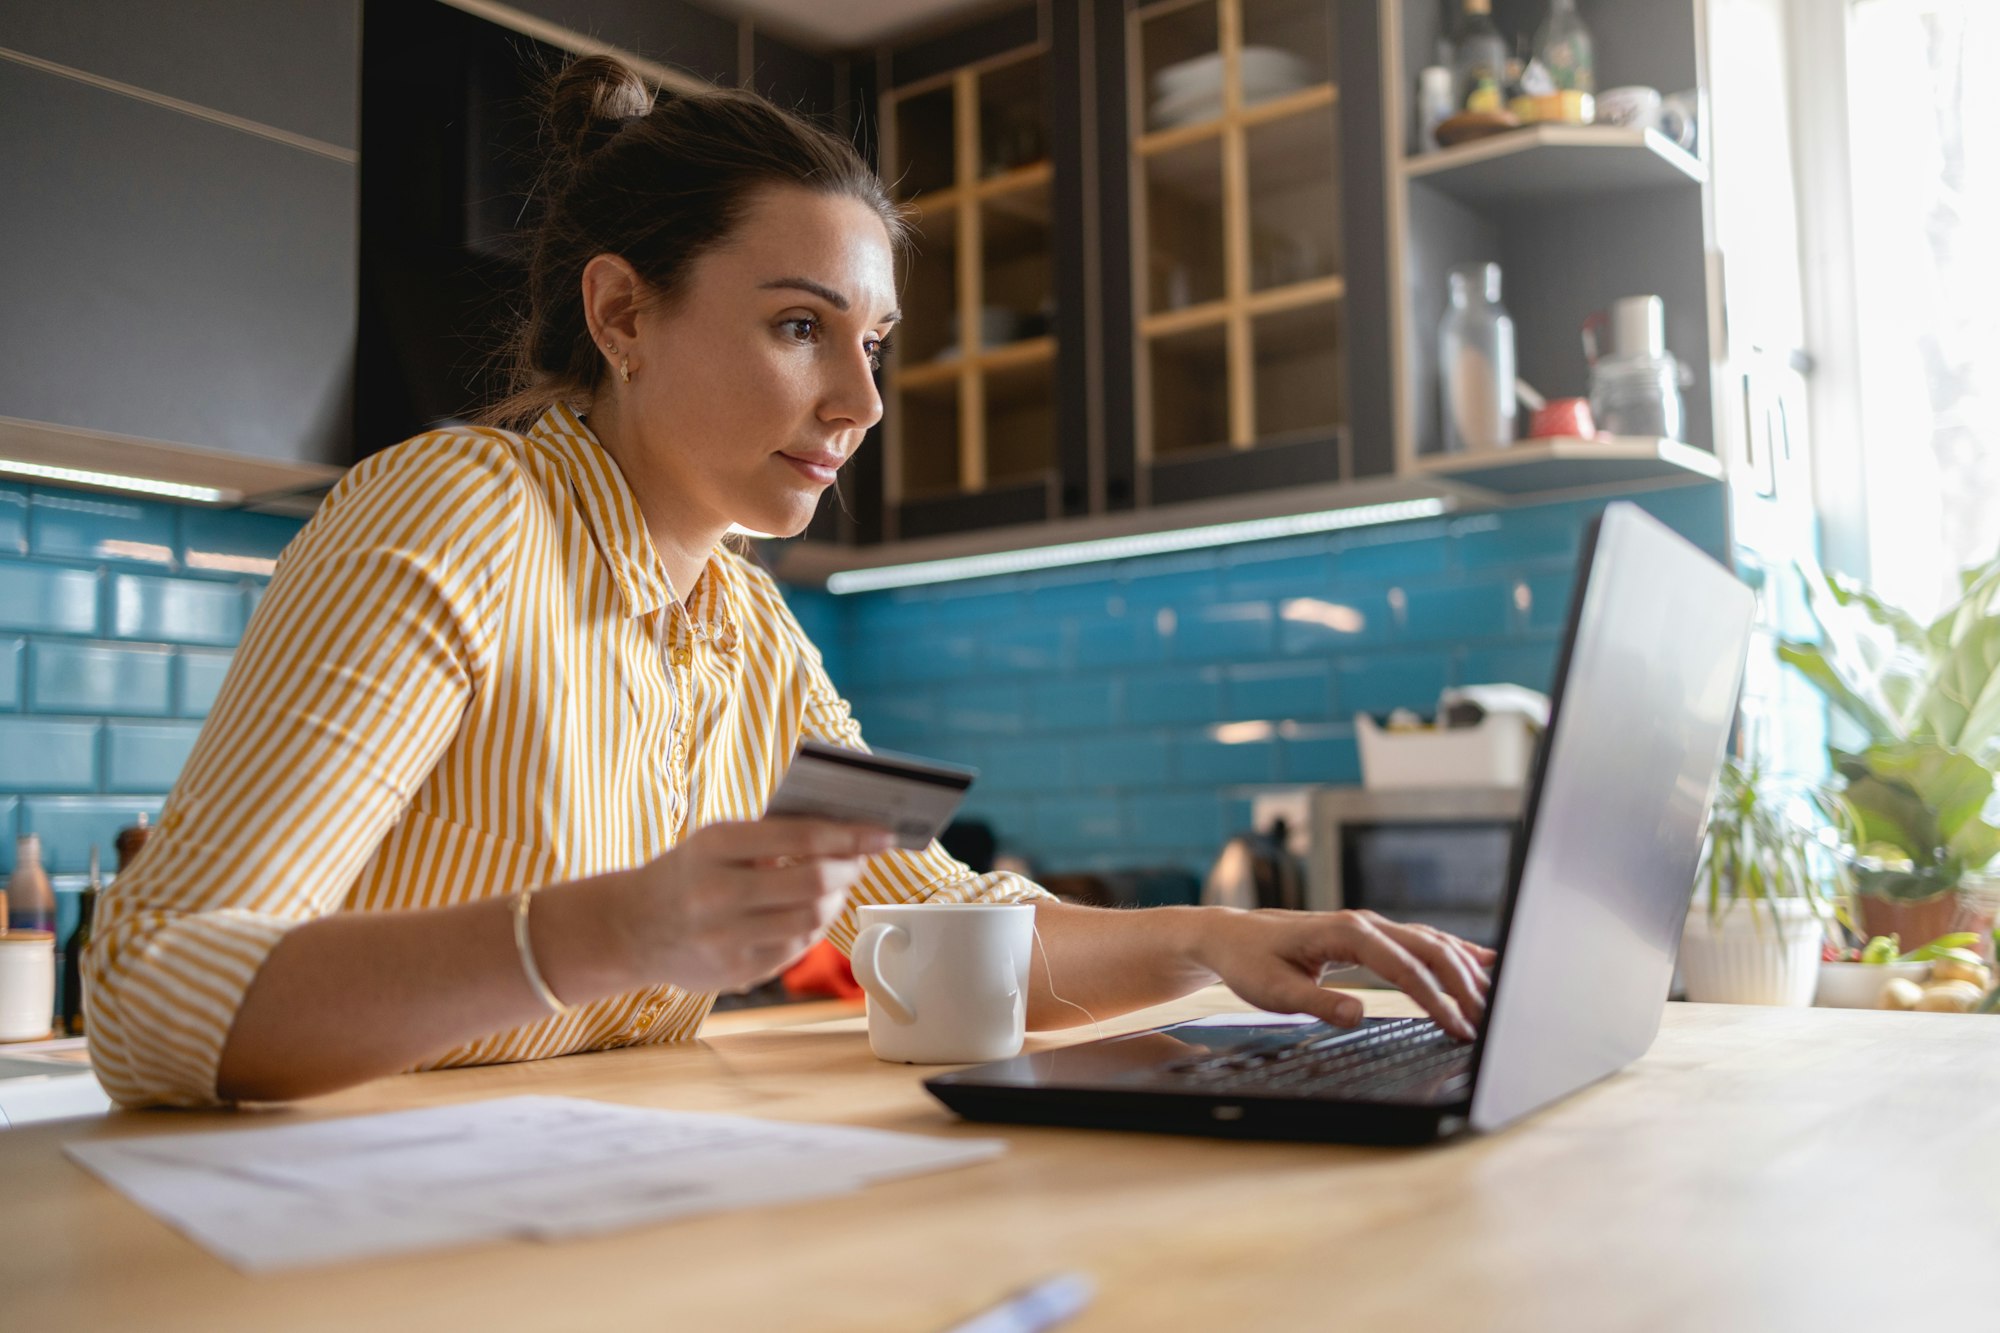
[1532,0,1595,95]
[1438,263,1517,454]
[1451,0,1509,114]
[63,846,101,1036]
[4,834,55,935]
[116,812,152,872]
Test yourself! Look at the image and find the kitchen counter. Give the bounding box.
[4,989,1998,1331]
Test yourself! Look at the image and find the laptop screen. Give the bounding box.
[1467,502,1755,1132]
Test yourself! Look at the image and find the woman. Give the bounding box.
[86,58,1492,1108]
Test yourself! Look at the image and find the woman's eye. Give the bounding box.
[783,317,820,344]
[866,335,894,372]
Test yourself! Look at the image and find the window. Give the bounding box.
[1840,1,2000,615]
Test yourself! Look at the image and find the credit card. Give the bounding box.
[763,739,977,850]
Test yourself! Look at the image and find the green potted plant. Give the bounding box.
[1681,757,1839,1006]
[1779,553,2000,958]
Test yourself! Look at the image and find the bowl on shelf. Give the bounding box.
[1148,46,1313,128]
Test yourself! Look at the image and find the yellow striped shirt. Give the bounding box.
[86,403,1048,1108]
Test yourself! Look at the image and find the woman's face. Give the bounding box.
[610,184,899,542]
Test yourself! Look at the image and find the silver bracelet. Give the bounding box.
[511,888,571,1016]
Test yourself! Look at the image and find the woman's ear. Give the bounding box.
[581,253,646,366]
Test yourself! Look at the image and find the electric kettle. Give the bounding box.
[1201,818,1306,912]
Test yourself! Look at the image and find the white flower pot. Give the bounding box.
[1814,960,1930,1009]
[1679,898,1824,1006]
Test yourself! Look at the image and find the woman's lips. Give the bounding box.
[780,453,842,485]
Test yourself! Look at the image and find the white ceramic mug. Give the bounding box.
[850,903,1034,1064]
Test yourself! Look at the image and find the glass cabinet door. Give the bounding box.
[1131,0,1346,472]
[882,43,1057,521]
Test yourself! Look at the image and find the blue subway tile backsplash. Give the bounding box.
[787,482,1733,884]
[30,491,177,566]
[180,507,301,572]
[0,487,27,554]
[177,649,234,717]
[0,718,99,793]
[110,573,246,645]
[0,563,100,635]
[0,483,300,873]
[0,477,1737,888]
[104,721,205,793]
[0,638,19,710]
[29,641,174,716]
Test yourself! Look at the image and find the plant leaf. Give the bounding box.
[1829,574,1930,651]
[1852,863,1958,901]
[1859,742,2000,869]
[1779,641,1900,743]
[1917,616,2000,762]
[1838,767,1942,866]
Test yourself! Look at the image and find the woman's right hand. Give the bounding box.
[612,817,893,994]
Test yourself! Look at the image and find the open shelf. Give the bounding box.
[1401,126,1705,203]
[1413,436,1724,497]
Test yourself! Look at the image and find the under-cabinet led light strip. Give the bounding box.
[0,458,232,504]
[824,498,1453,594]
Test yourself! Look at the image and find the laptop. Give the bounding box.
[926,502,1756,1144]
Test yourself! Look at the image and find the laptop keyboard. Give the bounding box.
[1163,1018,1473,1102]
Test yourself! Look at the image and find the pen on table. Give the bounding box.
[943,1271,1095,1333]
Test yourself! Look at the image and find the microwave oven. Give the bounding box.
[1302,785,1524,949]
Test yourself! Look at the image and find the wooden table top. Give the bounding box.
[7,989,2000,1333]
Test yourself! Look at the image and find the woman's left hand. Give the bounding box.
[1191,909,1495,1041]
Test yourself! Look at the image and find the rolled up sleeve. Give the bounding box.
[84,434,522,1107]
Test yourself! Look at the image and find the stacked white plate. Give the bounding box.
[1149,46,1315,129]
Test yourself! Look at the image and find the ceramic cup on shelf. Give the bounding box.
[1529,397,1597,441]
[1595,85,1662,129]
[850,902,1035,1064]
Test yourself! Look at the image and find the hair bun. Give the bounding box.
[544,54,654,169]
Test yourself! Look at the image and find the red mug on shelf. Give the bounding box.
[1528,397,1598,441]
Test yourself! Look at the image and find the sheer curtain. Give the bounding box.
[1845,1,2000,616]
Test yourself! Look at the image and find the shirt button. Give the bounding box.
[671,647,693,669]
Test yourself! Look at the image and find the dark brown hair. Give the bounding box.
[482,56,908,427]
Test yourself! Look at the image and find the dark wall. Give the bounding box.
[0,1,359,467]
[354,0,852,456]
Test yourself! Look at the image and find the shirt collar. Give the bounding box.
[525,404,740,643]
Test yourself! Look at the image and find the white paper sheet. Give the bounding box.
[67,1095,1005,1271]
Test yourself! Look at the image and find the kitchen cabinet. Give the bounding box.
[869,0,1395,540]
[1131,0,1346,461]
[881,32,1060,537]
[815,0,1728,568]
[0,1,359,486]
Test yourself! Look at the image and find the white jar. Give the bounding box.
[0,931,57,1042]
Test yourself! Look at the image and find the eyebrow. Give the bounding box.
[760,276,900,326]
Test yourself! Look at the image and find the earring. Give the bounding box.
[619,358,632,384]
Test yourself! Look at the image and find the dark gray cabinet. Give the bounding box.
[0,1,359,470]
[0,58,357,468]
[0,0,360,151]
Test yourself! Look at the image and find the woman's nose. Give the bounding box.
[823,347,884,431]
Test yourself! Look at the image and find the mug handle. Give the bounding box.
[850,923,916,1024]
